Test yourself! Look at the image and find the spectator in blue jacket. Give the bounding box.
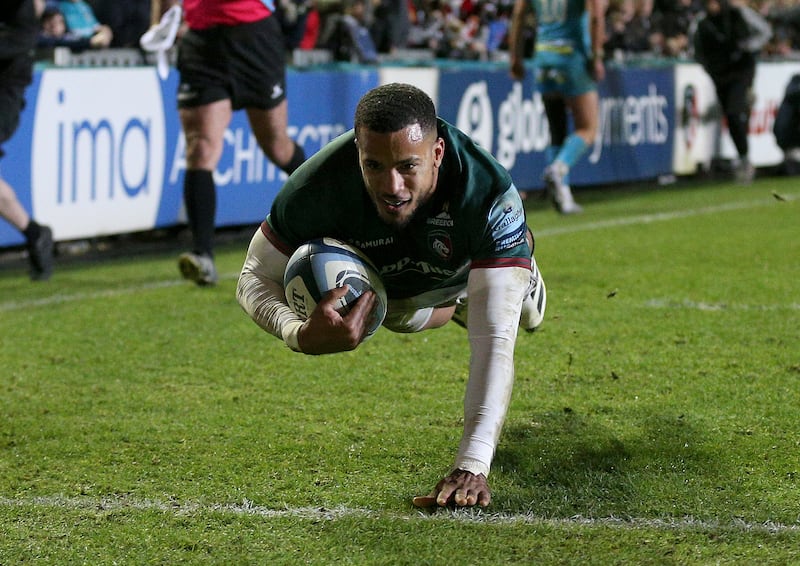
[38,5,111,51]
[56,0,112,44]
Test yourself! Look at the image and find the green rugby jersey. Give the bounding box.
[265,118,531,304]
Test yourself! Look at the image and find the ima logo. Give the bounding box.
[428,230,453,260]
[31,68,167,240]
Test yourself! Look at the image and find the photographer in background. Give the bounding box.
[693,0,772,184]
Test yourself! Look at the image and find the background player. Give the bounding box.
[149,0,306,286]
[509,0,606,214]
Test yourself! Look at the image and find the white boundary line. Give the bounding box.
[1,495,798,533]
[534,194,796,238]
[646,298,800,312]
[0,274,236,313]
[0,194,795,314]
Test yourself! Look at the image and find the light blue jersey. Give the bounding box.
[533,0,589,52]
[531,0,595,97]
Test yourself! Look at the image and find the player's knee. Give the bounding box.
[185,135,222,169]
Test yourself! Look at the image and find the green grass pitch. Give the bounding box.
[1,175,798,563]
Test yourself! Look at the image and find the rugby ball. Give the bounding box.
[284,237,388,338]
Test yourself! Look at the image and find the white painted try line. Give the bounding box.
[1,495,798,533]
[535,193,796,238]
[0,194,794,314]
[0,273,237,313]
[646,298,800,312]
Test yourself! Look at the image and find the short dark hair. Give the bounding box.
[354,83,437,136]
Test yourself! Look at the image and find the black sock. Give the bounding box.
[23,219,41,244]
[282,142,306,175]
[727,111,750,158]
[183,169,216,257]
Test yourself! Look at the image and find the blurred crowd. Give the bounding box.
[604,0,799,61]
[32,0,800,63]
[279,0,800,62]
[36,1,150,52]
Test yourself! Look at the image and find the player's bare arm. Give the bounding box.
[508,0,532,81]
[588,0,606,82]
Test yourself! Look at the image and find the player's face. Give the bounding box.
[356,124,444,229]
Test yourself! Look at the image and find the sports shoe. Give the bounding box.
[734,158,755,184]
[544,162,583,215]
[519,257,546,332]
[28,225,54,281]
[178,252,218,286]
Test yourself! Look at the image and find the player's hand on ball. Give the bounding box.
[412,469,491,508]
[298,286,376,354]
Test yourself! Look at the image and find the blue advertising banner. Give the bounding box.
[436,65,674,191]
[590,66,674,184]
[0,66,377,248]
[436,67,551,191]
[1,62,675,249]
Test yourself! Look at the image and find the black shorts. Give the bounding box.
[176,15,287,111]
[0,56,32,155]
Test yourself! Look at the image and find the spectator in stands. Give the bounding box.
[605,0,656,58]
[650,0,699,57]
[509,0,606,214]
[277,0,314,50]
[56,0,113,45]
[406,0,446,50]
[764,3,800,56]
[434,6,490,59]
[484,3,511,58]
[86,0,149,48]
[370,0,410,54]
[1,0,55,281]
[37,5,111,51]
[297,1,322,50]
[149,0,305,286]
[320,0,379,63]
[693,0,772,183]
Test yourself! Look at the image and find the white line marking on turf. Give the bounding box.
[0,274,238,313]
[646,298,800,312]
[0,195,794,314]
[0,280,183,312]
[1,495,797,533]
[535,195,796,238]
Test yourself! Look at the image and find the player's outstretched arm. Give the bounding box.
[412,469,491,508]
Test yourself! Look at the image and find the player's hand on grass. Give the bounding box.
[298,286,376,354]
[412,469,491,508]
